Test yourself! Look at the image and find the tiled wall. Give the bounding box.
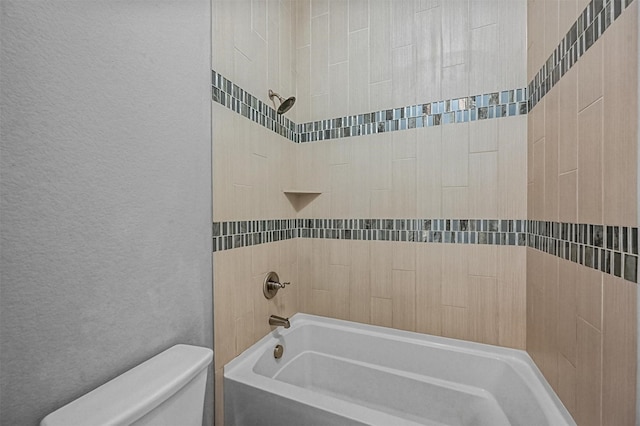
[527,0,638,424]
[212,1,528,424]
[295,0,526,123]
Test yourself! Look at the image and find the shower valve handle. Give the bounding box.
[267,280,290,290]
[263,271,290,299]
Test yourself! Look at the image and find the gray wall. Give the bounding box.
[0,1,213,425]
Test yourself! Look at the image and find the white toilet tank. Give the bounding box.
[41,344,213,426]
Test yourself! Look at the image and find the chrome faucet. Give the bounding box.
[269,315,290,329]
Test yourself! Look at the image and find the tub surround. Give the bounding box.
[527,0,638,423]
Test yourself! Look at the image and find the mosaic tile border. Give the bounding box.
[212,71,527,144]
[212,219,298,252]
[212,218,528,252]
[211,71,297,142]
[212,218,639,283]
[528,0,635,110]
[296,90,528,143]
[528,220,638,282]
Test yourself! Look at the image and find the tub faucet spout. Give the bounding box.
[269,315,290,329]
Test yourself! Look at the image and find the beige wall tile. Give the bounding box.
[348,0,369,32]
[544,86,559,221]
[469,276,499,345]
[469,119,498,153]
[499,0,527,89]
[416,244,442,336]
[498,115,527,219]
[328,1,348,64]
[310,14,329,97]
[370,241,393,299]
[577,39,603,112]
[349,241,371,324]
[577,99,603,224]
[469,151,498,218]
[470,24,499,95]
[543,0,559,55]
[558,171,577,223]
[602,275,637,426]
[349,28,370,114]
[471,0,497,29]
[415,7,442,103]
[416,126,442,217]
[441,305,470,341]
[311,0,328,17]
[541,254,559,389]
[392,270,416,331]
[329,264,350,320]
[577,266,602,331]
[441,245,468,307]
[371,296,393,327]
[392,158,417,217]
[576,318,602,426]
[329,62,349,117]
[392,241,416,271]
[295,0,311,48]
[557,353,577,419]
[392,128,417,160]
[602,2,638,227]
[497,247,526,349]
[442,187,469,220]
[558,66,578,174]
[392,45,416,107]
[441,0,468,68]
[469,245,497,277]
[558,259,577,365]
[532,138,545,220]
[391,0,414,48]
[369,0,391,83]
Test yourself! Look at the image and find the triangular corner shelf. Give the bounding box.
[283,190,322,212]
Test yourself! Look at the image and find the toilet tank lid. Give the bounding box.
[40,344,213,426]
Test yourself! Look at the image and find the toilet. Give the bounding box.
[40,344,213,426]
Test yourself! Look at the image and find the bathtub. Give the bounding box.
[224,314,575,426]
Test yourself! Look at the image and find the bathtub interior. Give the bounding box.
[227,314,575,426]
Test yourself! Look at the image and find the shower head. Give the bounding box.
[268,89,296,115]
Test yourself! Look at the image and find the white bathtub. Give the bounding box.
[224,314,575,426]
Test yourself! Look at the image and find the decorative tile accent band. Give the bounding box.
[212,218,639,283]
[528,0,635,110]
[528,220,638,282]
[212,218,528,252]
[295,91,528,143]
[211,71,298,142]
[211,70,528,144]
[212,219,298,252]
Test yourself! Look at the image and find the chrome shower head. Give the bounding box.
[268,89,296,115]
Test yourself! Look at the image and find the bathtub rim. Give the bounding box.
[224,313,576,426]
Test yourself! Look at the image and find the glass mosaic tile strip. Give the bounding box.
[528,220,638,283]
[212,219,298,252]
[212,71,527,144]
[296,91,528,143]
[211,71,298,142]
[212,217,639,283]
[212,218,528,251]
[528,0,635,110]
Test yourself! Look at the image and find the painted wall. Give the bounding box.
[0,2,213,425]
[527,0,638,424]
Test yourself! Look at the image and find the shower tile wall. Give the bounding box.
[211,1,300,424]
[293,0,528,351]
[527,0,637,424]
